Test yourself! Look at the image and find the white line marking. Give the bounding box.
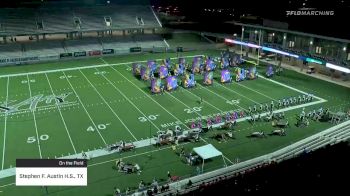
[45,73,77,154]
[0,182,14,188]
[1,77,9,170]
[97,67,161,132]
[166,91,203,116]
[197,83,247,111]
[216,83,260,104]
[0,55,203,78]
[199,137,233,164]
[181,86,224,113]
[79,69,138,141]
[163,39,170,48]
[0,102,78,117]
[123,64,224,114]
[26,75,42,159]
[233,81,278,101]
[0,99,331,179]
[106,60,191,129]
[63,71,108,145]
[260,75,326,101]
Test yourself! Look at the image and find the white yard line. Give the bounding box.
[260,75,326,101]
[45,73,77,154]
[63,71,108,145]
[0,98,329,179]
[197,83,247,112]
[1,77,9,170]
[0,183,14,188]
[79,69,138,141]
[88,144,178,167]
[0,102,79,118]
[166,91,203,118]
[122,61,223,114]
[233,81,278,101]
[107,62,191,130]
[26,75,42,159]
[97,68,161,132]
[200,137,234,165]
[0,55,204,79]
[180,87,224,113]
[215,83,260,104]
[163,39,170,48]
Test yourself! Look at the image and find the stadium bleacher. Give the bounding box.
[23,40,65,57]
[0,44,22,58]
[0,5,160,35]
[65,38,103,52]
[0,5,165,60]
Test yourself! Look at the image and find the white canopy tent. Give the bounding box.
[193,144,226,172]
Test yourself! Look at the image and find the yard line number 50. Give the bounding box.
[27,134,49,143]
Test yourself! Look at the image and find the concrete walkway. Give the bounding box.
[236,50,350,89]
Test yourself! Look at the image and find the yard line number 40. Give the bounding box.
[87,123,111,132]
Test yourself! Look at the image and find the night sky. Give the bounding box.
[0,0,349,39]
[151,0,350,39]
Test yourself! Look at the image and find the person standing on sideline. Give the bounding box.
[196,166,201,175]
[167,171,171,181]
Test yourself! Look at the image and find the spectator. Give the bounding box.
[114,187,120,196]
[164,184,169,191]
[153,186,158,194]
[146,189,153,196]
[187,180,193,187]
[196,166,201,175]
[167,171,171,180]
[135,163,141,175]
[125,187,130,195]
[138,180,145,191]
[151,178,158,188]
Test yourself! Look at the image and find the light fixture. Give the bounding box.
[310,41,313,45]
[343,47,347,51]
[254,30,258,34]
[272,33,275,36]
[326,63,350,73]
[283,35,286,40]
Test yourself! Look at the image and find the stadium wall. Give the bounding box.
[0,46,169,66]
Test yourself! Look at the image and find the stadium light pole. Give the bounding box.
[257,30,262,66]
[240,27,244,56]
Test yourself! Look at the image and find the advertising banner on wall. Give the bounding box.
[59,53,73,59]
[74,51,87,57]
[130,47,142,53]
[0,56,39,64]
[102,49,114,55]
[88,50,102,56]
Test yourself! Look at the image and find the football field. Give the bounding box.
[0,55,327,170]
[0,51,349,195]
